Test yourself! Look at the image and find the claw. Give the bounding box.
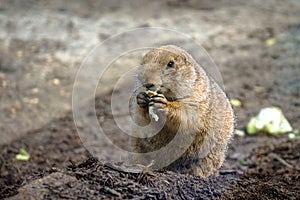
[137,92,150,108]
[149,94,168,105]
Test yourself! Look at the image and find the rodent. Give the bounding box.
[129,45,234,178]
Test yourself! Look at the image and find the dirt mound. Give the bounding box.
[10,157,239,199]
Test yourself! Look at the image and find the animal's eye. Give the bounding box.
[167,61,175,68]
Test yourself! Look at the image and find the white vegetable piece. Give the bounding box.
[247,107,293,135]
[149,106,159,122]
[146,90,159,122]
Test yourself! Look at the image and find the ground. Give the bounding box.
[0,0,300,199]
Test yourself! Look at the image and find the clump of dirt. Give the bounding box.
[68,158,240,199]
[9,156,241,199]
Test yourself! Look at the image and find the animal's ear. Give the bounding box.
[142,50,155,64]
[181,56,188,65]
[174,55,186,65]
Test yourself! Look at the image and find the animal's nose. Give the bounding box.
[144,83,156,91]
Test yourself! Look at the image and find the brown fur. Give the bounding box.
[130,45,234,178]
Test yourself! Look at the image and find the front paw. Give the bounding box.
[137,92,150,108]
[149,94,168,113]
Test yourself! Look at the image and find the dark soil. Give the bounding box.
[0,115,91,198]
[225,139,300,200]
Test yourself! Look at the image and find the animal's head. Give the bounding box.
[137,45,205,100]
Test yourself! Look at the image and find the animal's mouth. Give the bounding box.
[157,88,177,102]
[144,84,177,102]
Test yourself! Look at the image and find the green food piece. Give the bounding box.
[288,133,300,140]
[230,99,242,107]
[240,160,248,165]
[246,117,258,135]
[266,38,276,46]
[16,148,30,161]
[234,129,245,137]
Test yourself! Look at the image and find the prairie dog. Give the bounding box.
[130,45,234,177]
